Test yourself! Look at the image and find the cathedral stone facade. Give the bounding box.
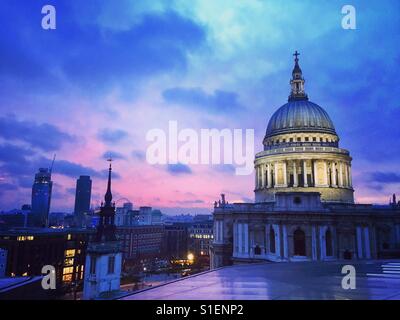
[210,52,400,268]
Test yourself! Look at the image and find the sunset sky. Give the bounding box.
[0,0,399,214]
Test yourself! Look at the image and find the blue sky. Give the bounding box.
[0,0,399,213]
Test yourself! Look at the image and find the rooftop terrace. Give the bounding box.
[120,260,400,300]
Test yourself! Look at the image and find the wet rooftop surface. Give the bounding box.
[121,260,400,300]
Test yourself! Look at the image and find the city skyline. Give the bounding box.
[0,0,399,214]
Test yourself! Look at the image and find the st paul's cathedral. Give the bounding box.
[211,52,400,267]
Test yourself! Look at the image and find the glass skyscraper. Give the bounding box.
[29,168,53,228]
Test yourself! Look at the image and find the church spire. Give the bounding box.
[96,158,117,242]
[289,51,308,101]
[104,158,113,207]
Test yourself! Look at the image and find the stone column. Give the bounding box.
[267,163,272,188]
[293,161,298,187]
[303,160,308,187]
[312,226,318,261]
[324,161,328,186]
[283,225,288,259]
[244,223,249,254]
[238,223,243,254]
[274,224,281,258]
[260,165,264,188]
[356,226,363,259]
[338,162,344,187]
[313,161,319,186]
[274,162,278,187]
[220,220,224,243]
[319,226,326,260]
[348,165,353,188]
[283,161,288,187]
[363,227,371,259]
[233,223,238,254]
[331,162,337,187]
[255,166,258,189]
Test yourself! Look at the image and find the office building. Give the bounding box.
[74,175,92,227]
[29,168,53,228]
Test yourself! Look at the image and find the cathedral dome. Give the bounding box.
[265,99,336,138]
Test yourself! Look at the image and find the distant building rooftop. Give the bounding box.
[0,227,95,236]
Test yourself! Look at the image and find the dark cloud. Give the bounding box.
[0,115,74,151]
[175,199,205,205]
[100,169,121,180]
[162,87,244,113]
[53,159,104,178]
[368,172,400,184]
[0,3,206,96]
[0,143,31,164]
[167,163,192,175]
[102,151,126,160]
[97,129,128,144]
[212,164,236,174]
[132,150,146,161]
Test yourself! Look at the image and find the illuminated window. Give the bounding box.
[63,274,72,282]
[65,249,76,258]
[64,258,74,266]
[67,234,72,240]
[63,267,73,275]
[17,236,33,241]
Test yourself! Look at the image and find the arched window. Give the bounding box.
[325,229,333,256]
[269,226,276,253]
[294,228,306,256]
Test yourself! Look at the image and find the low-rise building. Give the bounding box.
[162,223,190,259]
[117,225,164,262]
[0,227,94,293]
[189,220,213,257]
